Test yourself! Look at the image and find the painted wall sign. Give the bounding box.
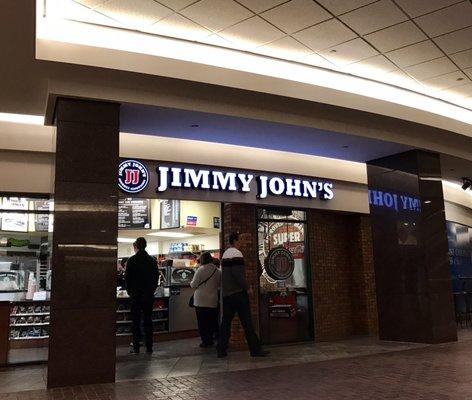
[118,160,149,194]
[156,165,334,200]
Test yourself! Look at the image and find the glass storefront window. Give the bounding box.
[257,208,306,221]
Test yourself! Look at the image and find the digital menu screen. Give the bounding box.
[118,198,151,229]
[160,200,180,229]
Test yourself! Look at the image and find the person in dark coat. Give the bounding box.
[125,237,159,354]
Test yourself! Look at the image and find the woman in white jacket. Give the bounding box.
[190,252,221,348]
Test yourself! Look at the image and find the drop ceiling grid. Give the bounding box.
[68,0,472,105]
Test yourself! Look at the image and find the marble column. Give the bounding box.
[47,99,119,388]
[367,150,456,343]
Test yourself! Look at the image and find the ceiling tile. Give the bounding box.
[315,0,377,16]
[386,40,443,67]
[180,0,253,32]
[293,19,356,51]
[95,0,173,28]
[383,70,427,91]
[365,21,427,52]
[339,0,407,35]
[261,0,331,34]
[146,13,212,40]
[414,2,472,37]
[156,0,196,11]
[257,36,313,60]
[347,55,398,77]
[218,16,285,48]
[433,26,472,54]
[422,70,470,90]
[301,53,335,68]
[464,68,472,80]
[235,0,287,13]
[450,48,472,68]
[394,0,462,18]
[445,83,472,97]
[319,38,378,66]
[404,57,457,80]
[73,0,108,7]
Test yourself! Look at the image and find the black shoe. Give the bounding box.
[217,351,227,358]
[146,348,153,354]
[251,350,270,357]
[130,347,140,355]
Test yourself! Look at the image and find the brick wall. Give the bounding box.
[308,210,378,341]
[223,204,378,348]
[222,203,259,349]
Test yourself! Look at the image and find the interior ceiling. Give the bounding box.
[53,0,472,110]
[120,103,412,162]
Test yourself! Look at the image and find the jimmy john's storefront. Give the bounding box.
[118,158,378,347]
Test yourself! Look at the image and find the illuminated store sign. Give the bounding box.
[368,189,421,212]
[156,166,334,200]
[118,160,149,194]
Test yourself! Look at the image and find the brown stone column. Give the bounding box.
[47,99,119,388]
[222,203,258,348]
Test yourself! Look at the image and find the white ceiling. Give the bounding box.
[53,0,472,109]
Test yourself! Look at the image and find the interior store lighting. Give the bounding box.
[0,113,44,125]
[117,237,136,243]
[147,232,194,238]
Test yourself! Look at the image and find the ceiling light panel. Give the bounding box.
[261,0,331,34]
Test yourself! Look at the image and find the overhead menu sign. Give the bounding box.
[118,198,151,229]
[161,200,180,229]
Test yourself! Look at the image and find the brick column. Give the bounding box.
[222,203,258,349]
[308,210,378,341]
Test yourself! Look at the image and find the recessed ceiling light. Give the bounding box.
[190,124,199,128]
[147,232,194,238]
[330,49,337,53]
[456,77,464,81]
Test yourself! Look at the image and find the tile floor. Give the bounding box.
[0,336,427,394]
[3,335,472,399]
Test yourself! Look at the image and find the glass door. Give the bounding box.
[257,208,312,344]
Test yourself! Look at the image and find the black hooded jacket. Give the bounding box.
[125,250,159,298]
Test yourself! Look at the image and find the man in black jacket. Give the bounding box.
[125,237,158,354]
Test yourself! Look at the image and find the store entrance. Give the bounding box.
[116,198,222,353]
[257,208,313,344]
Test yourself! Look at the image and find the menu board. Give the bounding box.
[118,198,151,229]
[161,200,180,229]
[33,200,51,232]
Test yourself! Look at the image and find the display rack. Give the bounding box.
[9,300,50,343]
[116,296,169,337]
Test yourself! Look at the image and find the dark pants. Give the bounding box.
[195,306,218,345]
[217,291,261,355]
[130,295,154,350]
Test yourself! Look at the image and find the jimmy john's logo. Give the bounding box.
[156,165,334,200]
[118,160,149,194]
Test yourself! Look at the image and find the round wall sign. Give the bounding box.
[118,160,149,193]
[265,247,295,281]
